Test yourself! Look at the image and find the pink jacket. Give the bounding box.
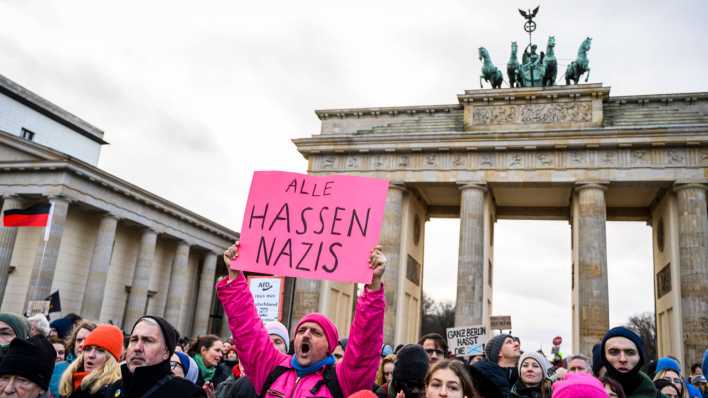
[216,273,384,398]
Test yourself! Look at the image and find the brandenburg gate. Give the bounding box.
[292,82,708,369]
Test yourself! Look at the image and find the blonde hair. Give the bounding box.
[653,370,689,398]
[376,354,396,386]
[59,350,121,396]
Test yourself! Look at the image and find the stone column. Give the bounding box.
[26,196,70,302]
[193,252,217,335]
[81,213,118,320]
[0,196,22,305]
[456,183,487,326]
[164,241,191,335]
[124,228,157,330]
[380,183,406,344]
[574,183,610,355]
[291,279,321,333]
[673,183,708,368]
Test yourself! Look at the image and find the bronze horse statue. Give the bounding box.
[507,41,521,88]
[479,47,503,89]
[565,37,591,84]
[542,36,557,86]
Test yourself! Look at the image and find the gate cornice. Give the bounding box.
[293,124,708,157]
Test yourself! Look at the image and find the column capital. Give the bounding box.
[574,181,608,193]
[673,182,708,193]
[388,182,407,192]
[458,181,487,192]
[46,194,72,204]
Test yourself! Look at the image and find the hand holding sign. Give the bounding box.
[367,245,386,290]
[224,241,241,281]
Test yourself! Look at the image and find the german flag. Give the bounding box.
[2,203,51,227]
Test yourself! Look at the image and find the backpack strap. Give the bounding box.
[309,366,344,398]
[259,366,290,398]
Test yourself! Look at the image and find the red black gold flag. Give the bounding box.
[2,203,51,227]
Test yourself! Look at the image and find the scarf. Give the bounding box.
[194,354,216,382]
[290,355,335,377]
[73,371,90,391]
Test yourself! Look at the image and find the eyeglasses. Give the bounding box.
[663,377,683,385]
[170,361,184,372]
[425,348,444,356]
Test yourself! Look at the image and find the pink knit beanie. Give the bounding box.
[552,372,608,398]
[295,312,339,354]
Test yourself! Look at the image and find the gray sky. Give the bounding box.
[1,0,706,352]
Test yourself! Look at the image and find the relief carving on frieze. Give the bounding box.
[472,101,592,125]
[480,153,495,167]
[509,152,523,167]
[322,156,335,169]
[346,156,359,169]
[425,154,437,166]
[666,149,685,165]
[398,155,410,168]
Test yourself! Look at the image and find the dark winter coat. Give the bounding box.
[467,360,511,398]
[509,380,551,398]
[66,381,122,398]
[215,376,257,398]
[118,360,206,398]
[196,362,231,388]
[625,372,658,398]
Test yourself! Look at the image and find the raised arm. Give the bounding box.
[216,242,288,394]
[336,246,386,397]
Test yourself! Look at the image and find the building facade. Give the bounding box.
[0,74,238,337]
[293,83,708,369]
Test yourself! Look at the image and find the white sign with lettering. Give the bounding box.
[248,276,284,322]
[446,325,487,357]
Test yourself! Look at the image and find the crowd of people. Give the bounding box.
[0,242,706,398]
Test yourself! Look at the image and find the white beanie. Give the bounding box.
[265,321,290,351]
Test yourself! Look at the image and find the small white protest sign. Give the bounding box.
[446,325,487,357]
[248,276,284,322]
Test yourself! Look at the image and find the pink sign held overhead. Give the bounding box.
[232,171,389,284]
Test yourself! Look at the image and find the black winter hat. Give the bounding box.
[132,315,178,355]
[0,335,56,390]
[601,326,646,369]
[484,334,512,363]
[393,344,429,390]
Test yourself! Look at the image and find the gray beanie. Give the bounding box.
[485,334,512,363]
[518,351,550,377]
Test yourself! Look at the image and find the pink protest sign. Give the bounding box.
[233,171,390,284]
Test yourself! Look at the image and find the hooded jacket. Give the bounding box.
[216,273,384,398]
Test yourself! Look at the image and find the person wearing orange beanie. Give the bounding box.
[58,324,124,398]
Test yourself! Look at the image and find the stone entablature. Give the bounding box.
[0,132,236,251]
[305,146,708,176]
[459,84,608,131]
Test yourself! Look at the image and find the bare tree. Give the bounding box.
[626,312,657,361]
[420,293,456,338]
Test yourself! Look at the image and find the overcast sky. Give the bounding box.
[2,0,706,353]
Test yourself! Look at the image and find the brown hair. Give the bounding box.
[188,335,223,357]
[65,320,97,356]
[425,360,474,398]
[600,376,627,398]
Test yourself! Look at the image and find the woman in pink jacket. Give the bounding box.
[218,242,386,398]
